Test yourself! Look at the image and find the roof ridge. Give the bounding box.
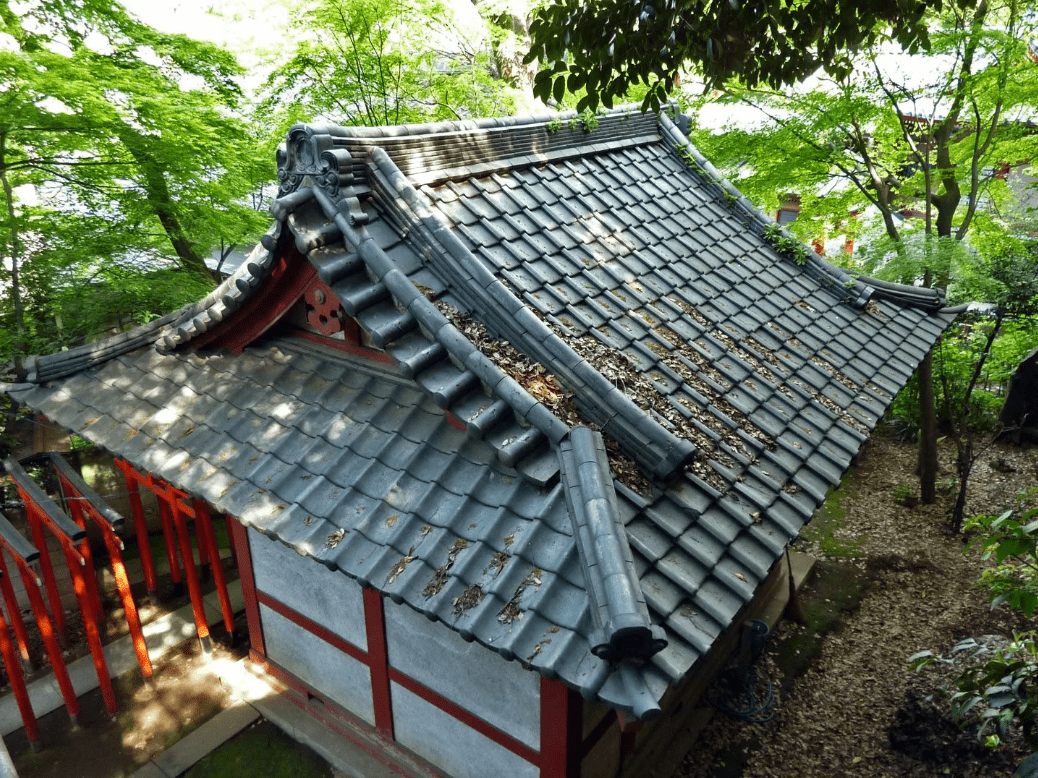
[366,146,697,482]
[658,112,895,311]
[288,109,660,188]
[23,308,180,384]
[270,146,570,487]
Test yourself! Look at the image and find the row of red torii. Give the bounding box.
[0,453,237,749]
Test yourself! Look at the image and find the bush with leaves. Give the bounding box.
[967,490,1038,617]
[912,634,1038,749]
[910,489,1038,749]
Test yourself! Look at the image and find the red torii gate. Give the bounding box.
[49,454,152,678]
[114,459,236,650]
[0,507,79,737]
[3,457,117,716]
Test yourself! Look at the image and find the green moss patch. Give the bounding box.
[183,719,333,778]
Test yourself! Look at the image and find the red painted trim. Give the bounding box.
[539,677,582,778]
[228,519,265,657]
[291,329,394,365]
[168,497,210,641]
[257,587,536,766]
[582,709,618,757]
[363,588,394,739]
[192,241,318,354]
[257,589,369,665]
[389,667,540,765]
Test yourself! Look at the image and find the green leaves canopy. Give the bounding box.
[527,0,976,112]
[260,0,518,132]
[0,1,271,360]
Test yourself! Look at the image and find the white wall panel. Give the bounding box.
[383,600,540,747]
[391,682,538,778]
[261,604,375,725]
[249,528,367,650]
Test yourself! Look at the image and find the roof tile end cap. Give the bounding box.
[561,427,667,663]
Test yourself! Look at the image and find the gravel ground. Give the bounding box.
[677,433,1038,778]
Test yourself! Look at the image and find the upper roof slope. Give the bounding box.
[3,107,959,720]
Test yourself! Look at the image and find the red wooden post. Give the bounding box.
[61,541,117,715]
[227,517,264,657]
[157,501,182,586]
[23,504,66,643]
[165,496,209,646]
[0,553,32,668]
[100,528,152,677]
[63,493,105,626]
[362,588,394,739]
[539,678,583,778]
[0,586,38,747]
[115,460,158,594]
[17,561,80,723]
[194,500,234,635]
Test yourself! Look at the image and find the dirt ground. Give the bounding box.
[6,632,247,778]
[677,433,1038,778]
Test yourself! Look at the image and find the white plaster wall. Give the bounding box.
[249,528,367,650]
[260,604,376,725]
[391,682,539,778]
[383,600,540,747]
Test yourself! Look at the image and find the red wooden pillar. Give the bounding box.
[99,528,152,677]
[63,494,105,626]
[165,496,209,647]
[15,559,80,723]
[540,678,583,778]
[0,552,32,668]
[194,500,234,636]
[23,505,66,643]
[0,582,38,747]
[227,517,264,659]
[156,501,183,587]
[363,588,394,739]
[60,539,117,715]
[115,459,158,594]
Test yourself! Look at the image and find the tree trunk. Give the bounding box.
[0,132,27,366]
[116,127,215,282]
[918,349,938,504]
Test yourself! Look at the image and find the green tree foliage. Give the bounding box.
[0,0,271,365]
[260,0,520,133]
[526,0,977,112]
